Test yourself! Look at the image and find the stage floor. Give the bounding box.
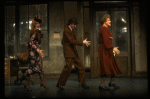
[4,74,148,98]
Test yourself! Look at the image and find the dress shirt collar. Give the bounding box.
[68,25,72,31]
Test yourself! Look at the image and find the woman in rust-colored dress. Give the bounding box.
[98,14,122,90]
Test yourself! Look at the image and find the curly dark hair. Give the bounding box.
[101,14,110,25]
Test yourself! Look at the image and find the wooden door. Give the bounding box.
[90,6,131,78]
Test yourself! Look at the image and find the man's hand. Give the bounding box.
[83,38,91,47]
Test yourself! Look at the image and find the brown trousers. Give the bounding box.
[57,56,86,86]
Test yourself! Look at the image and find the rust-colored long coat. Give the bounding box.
[62,27,83,57]
[57,27,86,86]
[98,26,122,77]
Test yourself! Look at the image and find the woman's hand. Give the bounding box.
[37,49,45,58]
[113,47,120,54]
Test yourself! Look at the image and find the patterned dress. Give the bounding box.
[27,29,43,75]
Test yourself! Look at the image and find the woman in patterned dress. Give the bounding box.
[24,16,48,91]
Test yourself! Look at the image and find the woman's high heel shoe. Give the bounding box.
[99,85,109,90]
[109,82,120,88]
[24,81,32,91]
[56,84,64,90]
[40,80,49,89]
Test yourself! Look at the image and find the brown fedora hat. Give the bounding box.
[68,17,78,24]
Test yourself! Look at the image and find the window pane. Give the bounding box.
[20,18,28,31]
[20,5,28,18]
[29,5,38,17]
[96,11,108,34]
[7,45,15,56]
[19,31,29,53]
[19,4,48,55]
[38,4,47,17]
[40,31,48,56]
[7,31,16,56]
[29,18,33,30]
[19,31,29,44]
[7,6,15,18]
[114,11,128,52]
[6,19,15,32]
[40,17,47,30]
[19,44,28,53]
[7,32,15,45]
[96,11,108,49]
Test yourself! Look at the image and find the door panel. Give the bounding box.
[116,57,128,76]
[113,8,131,76]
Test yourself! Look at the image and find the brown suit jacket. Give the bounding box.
[62,27,83,57]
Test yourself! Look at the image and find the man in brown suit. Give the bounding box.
[56,17,91,90]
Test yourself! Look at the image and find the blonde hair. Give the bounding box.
[101,14,110,25]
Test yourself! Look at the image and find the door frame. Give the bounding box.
[89,1,133,78]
